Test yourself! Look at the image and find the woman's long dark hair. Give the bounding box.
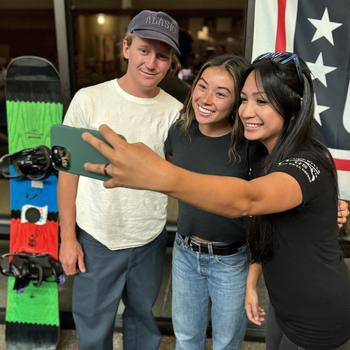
[234,54,339,262]
[177,53,249,160]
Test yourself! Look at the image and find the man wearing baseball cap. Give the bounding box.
[127,10,180,55]
[58,10,182,350]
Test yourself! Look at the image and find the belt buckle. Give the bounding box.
[189,239,201,253]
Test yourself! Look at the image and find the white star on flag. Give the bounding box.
[313,94,330,126]
[308,8,342,45]
[307,53,337,87]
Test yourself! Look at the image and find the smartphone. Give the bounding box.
[50,124,123,181]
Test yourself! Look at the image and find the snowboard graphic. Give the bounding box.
[4,56,63,349]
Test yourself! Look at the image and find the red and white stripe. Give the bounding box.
[330,149,350,199]
[252,0,298,59]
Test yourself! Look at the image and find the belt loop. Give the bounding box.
[179,233,189,246]
[208,242,213,256]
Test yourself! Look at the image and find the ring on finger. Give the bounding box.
[103,163,110,176]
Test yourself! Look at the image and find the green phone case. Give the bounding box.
[50,124,112,181]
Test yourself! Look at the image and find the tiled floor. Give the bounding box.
[57,331,266,349]
[0,325,266,350]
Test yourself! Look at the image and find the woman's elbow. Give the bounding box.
[223,200,252,218]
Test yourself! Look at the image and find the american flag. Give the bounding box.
[251,0,350,199]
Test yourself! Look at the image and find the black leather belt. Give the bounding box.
[180,234,246,256]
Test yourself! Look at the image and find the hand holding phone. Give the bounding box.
[50,124,125,181]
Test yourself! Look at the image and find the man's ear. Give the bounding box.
[122,39,130,60]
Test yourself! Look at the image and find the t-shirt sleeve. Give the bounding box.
[63,89,92,128]
[271,155,325,204]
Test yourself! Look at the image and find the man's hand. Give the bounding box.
[59,238,86,275]
[83,124,171,191]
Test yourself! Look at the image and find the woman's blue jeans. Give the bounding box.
[172,233,248,350]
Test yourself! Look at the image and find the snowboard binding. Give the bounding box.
[0,145,55,181]
[0,252,65,291]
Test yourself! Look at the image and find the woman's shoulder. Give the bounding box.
[279,145,332,170]
[274,146,335,186]
[169,118,183,134]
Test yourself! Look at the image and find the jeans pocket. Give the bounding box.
[214,245,248,268]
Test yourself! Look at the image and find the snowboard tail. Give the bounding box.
[6,323,59,350]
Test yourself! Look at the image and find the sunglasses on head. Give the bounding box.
[253,51,303,81]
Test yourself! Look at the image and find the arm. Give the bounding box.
[245,263,265,325]
[83,125,302,218]
[57,171,86,275]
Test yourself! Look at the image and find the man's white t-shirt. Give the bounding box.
[63,79,182,249]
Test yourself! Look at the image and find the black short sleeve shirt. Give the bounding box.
[165,122,249,243]
[263,151,350,349]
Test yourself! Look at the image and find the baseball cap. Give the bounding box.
[128,10,180,55]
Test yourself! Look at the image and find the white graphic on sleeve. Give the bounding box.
[278,158,320,183]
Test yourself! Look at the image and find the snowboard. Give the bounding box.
[4,56,63,349]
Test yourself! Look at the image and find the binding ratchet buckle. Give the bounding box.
[0,252,65,291]
[0,145,54,181]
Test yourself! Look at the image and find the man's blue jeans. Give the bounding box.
[172,233,248,350]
